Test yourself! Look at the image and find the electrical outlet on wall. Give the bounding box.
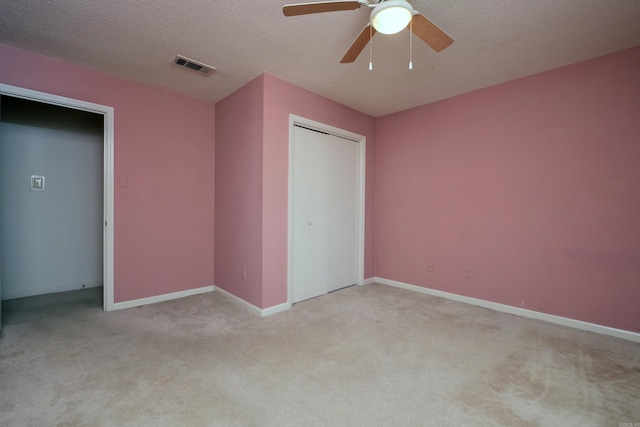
[465,267,473,278]
[241,267,247,280]
[427,262,435,272]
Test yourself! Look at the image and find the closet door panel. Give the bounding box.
[292,127,325,303]
[341,140,359,288]
[325,135,347,292]
[311,133,333,297]
[292,125,360,301]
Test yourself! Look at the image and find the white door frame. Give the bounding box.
[287,114,366,306]
[0,83,115,311]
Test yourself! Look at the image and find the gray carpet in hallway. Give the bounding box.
[1,283,638,426]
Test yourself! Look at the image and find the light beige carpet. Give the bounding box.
[0,283,638,426]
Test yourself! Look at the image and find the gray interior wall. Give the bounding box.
[0,96,103,300]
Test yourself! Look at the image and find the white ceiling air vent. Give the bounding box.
[172,55,216,76]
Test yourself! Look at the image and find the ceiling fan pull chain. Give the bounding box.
[409,17,413,70]
[369,24,373,71]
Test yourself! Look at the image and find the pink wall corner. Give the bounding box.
[375,46,640,332]
[261,73,376,308]
[214,75,265,307]
[0,43,216,303]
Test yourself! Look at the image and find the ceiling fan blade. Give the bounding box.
[283,1,363,17]
[411,13,454,52]
[340,25,376,63]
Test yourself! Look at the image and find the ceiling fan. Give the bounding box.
[282,0,454,63]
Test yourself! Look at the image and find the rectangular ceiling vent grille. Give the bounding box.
[172,55,216,76]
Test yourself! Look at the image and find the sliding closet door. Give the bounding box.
[291,125,358,303]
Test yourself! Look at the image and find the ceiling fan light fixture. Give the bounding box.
[370,0,413,35]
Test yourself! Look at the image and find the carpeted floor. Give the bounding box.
[0,283,638,426]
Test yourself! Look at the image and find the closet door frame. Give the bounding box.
[287,114,366,306]
[0,83,115,311]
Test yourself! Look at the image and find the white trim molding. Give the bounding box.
[372,277,640,343]
[0,83,115,311]
[111,286,214,311]
[214,286,290,317]
[362,277,376,285]
[261,302,290,317]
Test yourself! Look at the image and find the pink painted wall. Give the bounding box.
[262,74,376,308]
[375,46,640,332]
[215,73,376,309]
[0,43,215,303]
[214,75,265,307]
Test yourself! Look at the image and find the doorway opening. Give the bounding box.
[0,83,115,313]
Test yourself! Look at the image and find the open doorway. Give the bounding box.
[0,84,114,330]
[1,96,103,298]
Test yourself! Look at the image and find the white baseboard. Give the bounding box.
[214,286,290,317]
[261,302,290,317]
[214,286,262,316]
[362,277,376,285]
[111,286,214,311]
[374,277,640,343]
[2,282,102,300]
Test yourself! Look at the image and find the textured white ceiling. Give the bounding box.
[1,0,639,117]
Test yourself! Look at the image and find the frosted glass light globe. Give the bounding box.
[371,1,414,35]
